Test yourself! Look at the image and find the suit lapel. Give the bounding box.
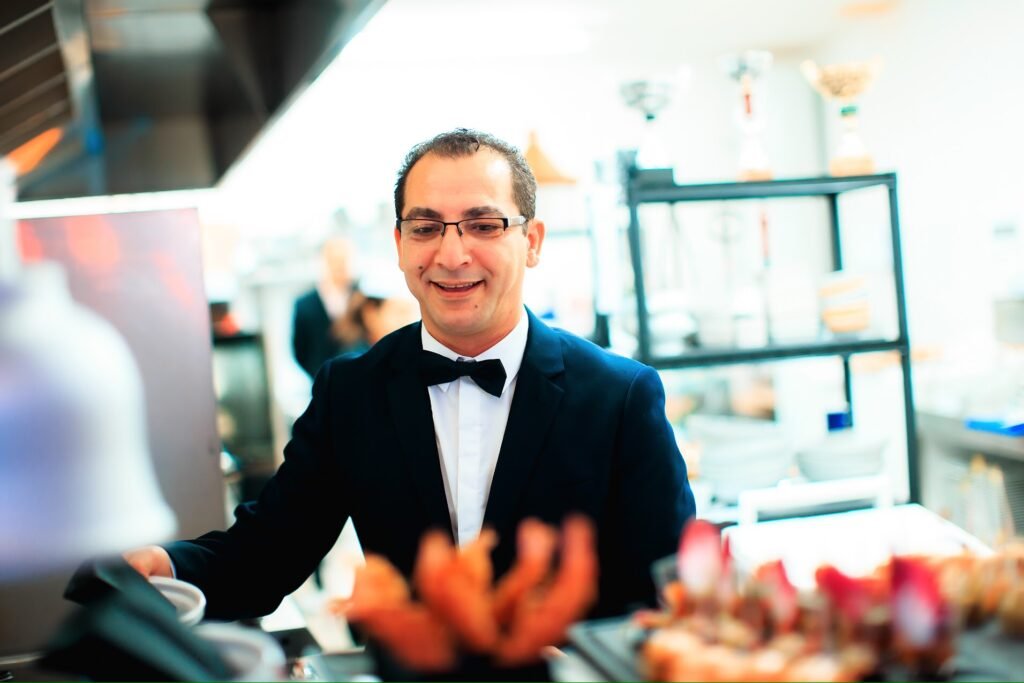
[483,311,565,538]
[385,324,454,540]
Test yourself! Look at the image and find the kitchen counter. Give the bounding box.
[918,410,1024,463]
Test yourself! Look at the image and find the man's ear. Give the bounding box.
[526,219,545,268]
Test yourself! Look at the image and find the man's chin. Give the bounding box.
[425,311,487,337]
[434,318,483,336]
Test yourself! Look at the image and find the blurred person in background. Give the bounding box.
[291,237,365,378]
[353,292,419,345]
[331,270,420,350]
[124,129,694,628]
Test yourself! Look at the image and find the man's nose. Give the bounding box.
[434,226,471,269]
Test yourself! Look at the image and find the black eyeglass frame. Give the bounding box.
[395,215,528,240]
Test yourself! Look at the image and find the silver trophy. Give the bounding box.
[722,50,774,181]
[620,78,676,169]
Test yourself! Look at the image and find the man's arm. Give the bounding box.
[601,365,695,616]
[163,360,351,620]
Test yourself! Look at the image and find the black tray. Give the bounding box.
[567,617,642,681]
[568,616,1024,682]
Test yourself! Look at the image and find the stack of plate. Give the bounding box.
[796,431,887,481]
[819,271,871,335]
[685,415,794,503]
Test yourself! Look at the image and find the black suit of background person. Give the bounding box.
[291,237,367,378]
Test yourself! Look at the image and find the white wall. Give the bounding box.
[811,0,1024,379]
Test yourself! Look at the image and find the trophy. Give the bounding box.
[620,75,682,170]
[723,50,774,181]
[802,59,882,176]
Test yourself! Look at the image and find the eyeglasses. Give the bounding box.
[397,215,527,243]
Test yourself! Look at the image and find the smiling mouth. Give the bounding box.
[432,281,482,292]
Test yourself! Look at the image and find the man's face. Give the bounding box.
[394,149,544,355]
[322,238,353,290]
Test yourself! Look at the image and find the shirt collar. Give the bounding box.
[420,308,529,395]
[316,279,348,318]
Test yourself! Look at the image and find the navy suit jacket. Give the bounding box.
[168,311,694,620]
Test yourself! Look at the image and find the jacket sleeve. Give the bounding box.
[599,365,695,616]
[165,360,349,620]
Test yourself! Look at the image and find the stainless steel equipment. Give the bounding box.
[1,0,385,199]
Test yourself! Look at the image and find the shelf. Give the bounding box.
[629,171,896,204]
[647,337,904,370]
[622,162,918,503]
[213,331,261,346]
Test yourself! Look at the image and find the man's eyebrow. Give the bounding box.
[463,206,505,218]
[403,207,442,219]
[402,206,507,220]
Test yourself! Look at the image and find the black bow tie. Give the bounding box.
[418,350,507,398]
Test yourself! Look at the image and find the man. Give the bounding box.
[126,129,694,623]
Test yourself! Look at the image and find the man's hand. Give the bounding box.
[123,545,173,578]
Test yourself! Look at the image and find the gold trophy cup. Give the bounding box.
[802,59,882,176]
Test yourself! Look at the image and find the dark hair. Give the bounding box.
[394,128,537,222]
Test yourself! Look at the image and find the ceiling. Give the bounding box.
[338,0,883,65]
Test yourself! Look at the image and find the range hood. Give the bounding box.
[1,0,384,201]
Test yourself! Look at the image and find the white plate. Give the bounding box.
[150,576,206,626]
[723,504,991,590]
[194,623,286,681]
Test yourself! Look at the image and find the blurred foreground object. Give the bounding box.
[802,59,882,176]
[0,261,176,577]
[0,158,175,578]
[43,558,235,680]
[332,516,597,675]
[0,159,281,681]
[0,157,193,679]
[633,513,1024,682]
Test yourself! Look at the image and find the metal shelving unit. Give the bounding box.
[623,165,920,502]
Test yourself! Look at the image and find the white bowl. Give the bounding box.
[706,467,792,503]
[700,436,792,470]
[194,622,287,682]
[796,433,887,482]
[149,576,206,626]
[685,415,794,502]
[798,456,883,481]
[685,414,784,442]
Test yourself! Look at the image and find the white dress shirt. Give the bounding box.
[421,309,529,547]
[316,279,349,319]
